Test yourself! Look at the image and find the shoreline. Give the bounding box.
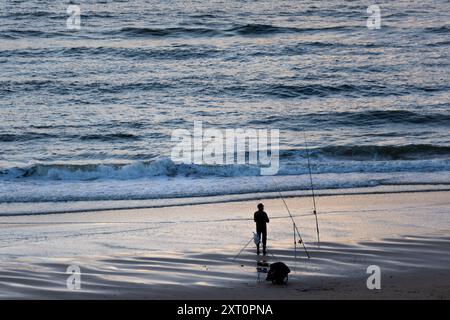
[1,183,449,216]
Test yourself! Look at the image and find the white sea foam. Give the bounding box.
[0,170,449,207]
[1,157,450,181]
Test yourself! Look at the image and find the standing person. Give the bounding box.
[254,203,269,255]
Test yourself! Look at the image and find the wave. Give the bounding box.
[209,83,450,99]
[315,144,450,161]
[228,24,298,35]
[0,29,67,39]
[0,79,175,95]
[0,80,390,97]
[0,131,141,142]
[114,26,221,37]
[337,110,450,125]
[0,159,260,181]
[3,77,449,100]
[8,79,442,99]
[0,170,449,204]
[61,45,221,60]
[247,110,450,126]
[79,133,140,141]
[0,45,222,60]
[0,24,343,40]
[249,83,450,99]
[424,25,450,34]
[1,144,449,181]
[227,24,350,36]
[0,132,57,142]
[0,40,391,60]
[101,23,352,39]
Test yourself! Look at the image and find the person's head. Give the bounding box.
[257,203,264,211]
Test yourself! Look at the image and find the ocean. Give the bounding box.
[0,0,449,213]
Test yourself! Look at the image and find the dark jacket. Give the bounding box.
[254,210,269,230]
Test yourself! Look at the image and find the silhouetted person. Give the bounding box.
[254,203,269,255]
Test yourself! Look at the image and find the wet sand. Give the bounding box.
[0,190,449,299]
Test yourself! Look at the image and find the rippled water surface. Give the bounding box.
[0,0,449,205]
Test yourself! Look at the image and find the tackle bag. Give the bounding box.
[266,262,290,285]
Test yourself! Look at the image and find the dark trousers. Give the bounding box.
[256,226,267,252]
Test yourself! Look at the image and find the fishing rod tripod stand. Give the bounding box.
[292,221,309,259]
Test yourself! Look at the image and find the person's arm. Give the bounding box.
[254,212,257,222]
[265,212,269,223]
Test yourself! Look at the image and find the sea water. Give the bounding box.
[0,0,449,212]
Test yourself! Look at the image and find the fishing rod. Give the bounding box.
[232,235,254,261]
[233,234,279,264]
[303,130,320,246]
[277,189,310,259]
[293,223,297,272]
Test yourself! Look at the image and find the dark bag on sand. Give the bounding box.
[266,262,290,285]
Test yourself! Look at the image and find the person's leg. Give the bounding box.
[262,230,267,255]
[256,228,262,255]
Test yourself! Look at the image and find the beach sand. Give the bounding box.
[0,190,449,299]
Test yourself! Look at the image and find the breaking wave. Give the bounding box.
[1,144,449,181]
